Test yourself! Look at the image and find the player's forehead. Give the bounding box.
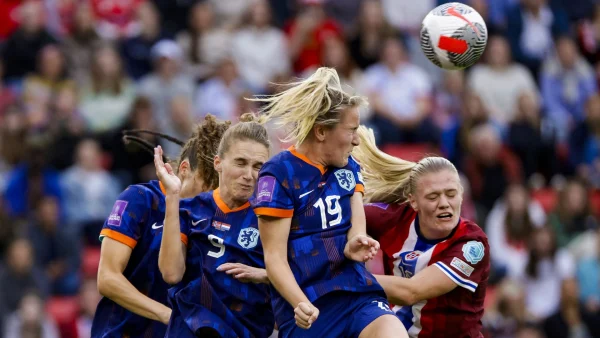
[338,106,359,128]
[416,170,460,195]
[225,139,269,163]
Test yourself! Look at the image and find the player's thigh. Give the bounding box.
[347,294,406,338]
[358,314,408,338]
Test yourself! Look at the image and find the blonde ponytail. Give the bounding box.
[352,126,416,204]
[353,126,461,204]
[248,67,367,146]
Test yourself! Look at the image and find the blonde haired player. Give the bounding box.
[353,126,490,338]
[250,67,408,338]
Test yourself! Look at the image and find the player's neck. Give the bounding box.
[419,224,454,241]
[295,143,328,168]
[218,187,245,210]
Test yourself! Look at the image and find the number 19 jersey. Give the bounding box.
[251,146,384,326]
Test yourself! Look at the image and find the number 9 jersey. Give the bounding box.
[252,146,384,326]
[167,189,274,338]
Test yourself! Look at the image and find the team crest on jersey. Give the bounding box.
[404,250,422,261]
[462,241,485,264]
[237,228,259,249]
[335,169,356,191]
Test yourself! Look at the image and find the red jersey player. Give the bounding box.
[353,126,490,338]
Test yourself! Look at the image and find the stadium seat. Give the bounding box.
[381,143,438,162]
[531,188,558,213]
[46,296,80,338]
[82,246,101,279]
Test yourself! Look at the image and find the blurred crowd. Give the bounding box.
[0,0,599,337]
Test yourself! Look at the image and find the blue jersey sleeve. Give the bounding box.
[349,156,365,195]
[99,185,150,249]
[252,162,294,218]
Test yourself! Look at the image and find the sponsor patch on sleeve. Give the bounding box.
[107,200,128,226]
[450,257,474,277]
[256,176,276,203]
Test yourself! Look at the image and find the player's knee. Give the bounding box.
[359,314,408,338]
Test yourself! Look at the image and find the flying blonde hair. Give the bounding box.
[249,67,367,146]
[352,126,460,204]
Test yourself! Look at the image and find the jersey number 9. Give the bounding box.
[207,234,225,258]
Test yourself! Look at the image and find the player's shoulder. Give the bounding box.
[459,218,488,244]
[182,191,216,212]
[116,181,162,206]
[365,201,415,219]
[260,149,294,176]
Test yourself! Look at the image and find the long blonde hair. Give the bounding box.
[249,67,367,146]
[352,126,459,204]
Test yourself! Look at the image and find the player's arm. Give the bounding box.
[375,266,458,306]
[97,238,171,324]
[158,193,187,284]
[344,172,379,262]
[155,146,187,284]
[259,216,309,305]
[217,263,269,284]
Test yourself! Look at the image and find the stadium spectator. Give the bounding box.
[486,183,546,278]
[3,290,59,338]
[467,35,538,128]
[80,42,136,134]
[547,179,599,247]
[541,35,597,142]
[232,0,290,94]
[120,2,167,80]
[364,35,437,146]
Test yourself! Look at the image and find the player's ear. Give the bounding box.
[409,194,418,212]
[179,159,190,177]
[313,124,327,142]
[214,155,222,173]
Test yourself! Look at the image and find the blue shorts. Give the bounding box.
[278,291,395,338]
[165,301,238,338]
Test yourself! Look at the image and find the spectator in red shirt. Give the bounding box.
[284,0,342,74]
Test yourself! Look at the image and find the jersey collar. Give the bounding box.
[288,146,326,175]
[213,188,250,214]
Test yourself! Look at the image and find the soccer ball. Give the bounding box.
[420,2,488,70]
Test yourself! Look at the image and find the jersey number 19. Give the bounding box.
[314,195,342,229]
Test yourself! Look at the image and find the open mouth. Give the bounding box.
[437,212,453,220]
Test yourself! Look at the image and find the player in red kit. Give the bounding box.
[352,127,490,338]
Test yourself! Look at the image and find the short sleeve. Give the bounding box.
[251,163,294,218]
[433,237,490,293]
[178,208,192,247]
[99,186,150,249]
[348,156,364,194]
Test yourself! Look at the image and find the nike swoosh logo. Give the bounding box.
[151,223,163,229]
[192,219,208,226]
[299,190,314,199]
[447,6,480,36]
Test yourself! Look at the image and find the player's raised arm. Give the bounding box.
[155,145,187,284]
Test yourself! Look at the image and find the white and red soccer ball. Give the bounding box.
[420,2,488,70]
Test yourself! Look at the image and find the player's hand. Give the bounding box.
[154,146,181,195]
[217,263,269,284]
[344,234,379,262]
[294,302,319,329]
[158,306,172,325]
